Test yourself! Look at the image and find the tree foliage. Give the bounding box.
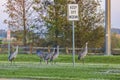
[4,0,105,48]
[34,0,104,48]
[111,33,120,48]
[75,0,104,48]
[4,0,37,46]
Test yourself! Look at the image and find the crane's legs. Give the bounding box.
[39,59,42,64]
[10,59,14,65]
[11,60,12,64]
[44,60,49,64]
[82,58,85,64]
[46,60,48,64]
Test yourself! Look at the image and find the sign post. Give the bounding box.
[7,30,11,56]
[68,4,79,67]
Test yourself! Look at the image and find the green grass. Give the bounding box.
[1,54,120,64]
[0,54,120,80]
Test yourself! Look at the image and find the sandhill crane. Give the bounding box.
[36,46,59,64]
[50,46,59,63]
[36,49,45,63]
[78,42,88,64]
[36,48,54,64]
[8,46,19,63]
[44,53,52,64]
[44,48,55,64]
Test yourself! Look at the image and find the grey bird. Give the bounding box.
[50,46,59,63]
[44,48,55,64]
[44,53,52,64]
[8,46,19,63]
[36,46,59,64]
[36,49,45,63]
[36,48,55,64]
[78,42,88,64]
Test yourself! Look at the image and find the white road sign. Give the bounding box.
[68,4,79,21]
[7,30,11,40]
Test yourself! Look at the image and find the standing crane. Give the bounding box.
[8,45,19,63]
[44,48,55,64]
[36,49,45,63]
[50,46,59,64]
[36,46,59,64]
[44,53,52,64]
[78,42,88,64]
[36,48,55,64]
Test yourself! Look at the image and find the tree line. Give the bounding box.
[4,0,105,49]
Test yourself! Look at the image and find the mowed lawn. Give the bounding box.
[0,54,120,80]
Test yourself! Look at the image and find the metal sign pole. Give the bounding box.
[72,21,75,67]
[68,4,78,67]
[8,39,10,56]
[7,30,11,56]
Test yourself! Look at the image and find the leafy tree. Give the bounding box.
[33,0,104,49]
[111,33,120,48]
[43,0,103,48]
[34,0,72,47]
[46,0,70,47]
[4,0,37,46]
[74,0,104,48]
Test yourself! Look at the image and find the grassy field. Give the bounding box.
[0,54,120,80]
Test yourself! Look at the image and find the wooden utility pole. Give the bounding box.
[105,0,111,55]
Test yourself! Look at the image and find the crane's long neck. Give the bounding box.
[15,46,18,53]
[57,45,59,55]
[85,43,88,53]
[52,48,55,54]
[53,45,59,55]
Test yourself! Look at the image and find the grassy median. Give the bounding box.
[0,54,120,80]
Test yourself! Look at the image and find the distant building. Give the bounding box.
[0,29,7,39]
[0,29,7,44]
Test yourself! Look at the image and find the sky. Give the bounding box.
[0,0,7,30]
[101,0,120,28]
[0,0,120,30]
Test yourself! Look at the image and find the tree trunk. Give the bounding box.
[22,0,27,46]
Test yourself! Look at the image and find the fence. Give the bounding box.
[0,44,105,55]
[0,44,120,55]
